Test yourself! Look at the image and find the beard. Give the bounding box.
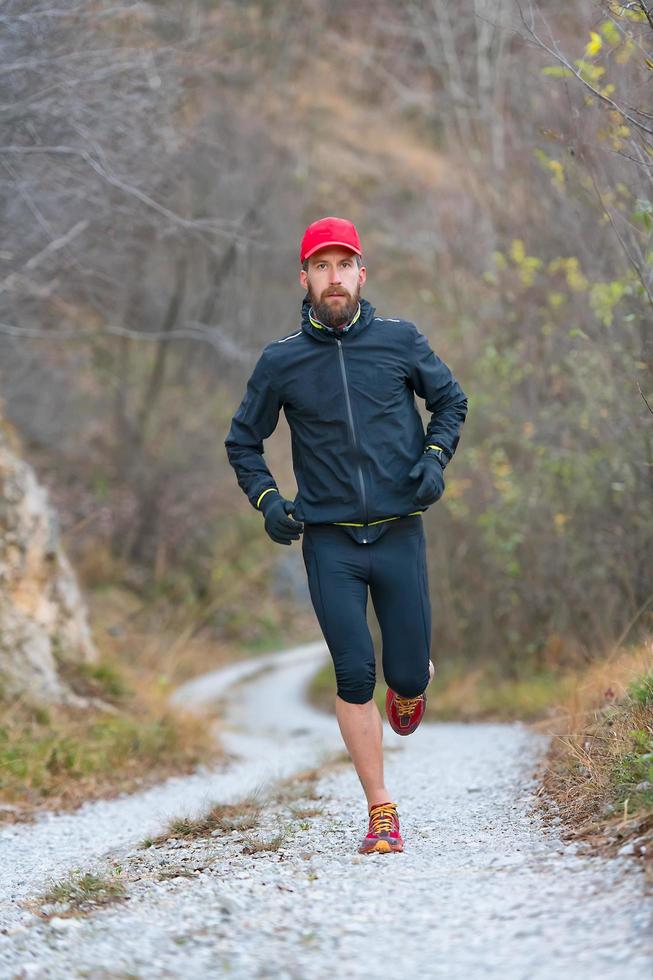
[309,282,360,331]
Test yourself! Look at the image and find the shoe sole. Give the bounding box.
[358,839,404,854]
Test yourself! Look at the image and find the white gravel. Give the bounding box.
[0,642,651,979]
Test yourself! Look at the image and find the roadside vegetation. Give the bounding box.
[0,565,316,823]
[0,656,220,824]
[535,642,653,880]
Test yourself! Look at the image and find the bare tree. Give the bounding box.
[0,0,302,564]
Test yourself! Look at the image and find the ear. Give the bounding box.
[358,265,367,287]
[299,268,308,290]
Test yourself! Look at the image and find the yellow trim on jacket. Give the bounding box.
[332,510,425,527]
[309,304,361,332]
[256,487,278,509]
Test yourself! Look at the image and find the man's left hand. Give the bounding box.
[409,455,445,506]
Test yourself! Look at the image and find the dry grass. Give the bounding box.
[34,869,127,919]
[157,866,200,881]
[146,756,345,854]
[0,691,220,824]
[533,641,653,879]
[287,803,324,819]
[241,828,288,854]
[423,665,580,722]
[145,794,263,846]
[270,766,323,805]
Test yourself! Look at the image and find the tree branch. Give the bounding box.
[0,145,261,245]
[586,167,653,309]
[0,320,258,365]
[638,380,653,415]
[0,5,152,23]
[515,1,653,138]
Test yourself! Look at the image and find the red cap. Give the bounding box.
[300,216,362,264]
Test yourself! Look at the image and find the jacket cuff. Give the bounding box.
[423,444,450,467]
[256,487,280,510]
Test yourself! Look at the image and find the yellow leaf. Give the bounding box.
[547,158,565,190]
[599,20,620,46]
[585,31,603,58]
[509,239,525,264]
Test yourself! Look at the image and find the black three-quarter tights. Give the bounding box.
[301,514,432,704]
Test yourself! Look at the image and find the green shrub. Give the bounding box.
[628,670,653,708]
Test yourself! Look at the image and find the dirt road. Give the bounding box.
[1,642,651,979]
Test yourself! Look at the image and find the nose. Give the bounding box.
[329,268,341,284]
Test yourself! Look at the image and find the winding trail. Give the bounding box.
[1,641,651,979]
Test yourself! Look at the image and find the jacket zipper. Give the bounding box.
[336,338,368,530]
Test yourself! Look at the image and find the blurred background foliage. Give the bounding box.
[1,0,651,680]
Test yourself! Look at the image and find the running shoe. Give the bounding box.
[385,660,434,736]
[358,802,404,854]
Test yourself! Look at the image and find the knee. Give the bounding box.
[384,663,429,699]
[334,661,375,705]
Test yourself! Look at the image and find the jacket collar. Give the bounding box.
[300,293,376,343]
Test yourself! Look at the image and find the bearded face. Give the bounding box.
[300,248,366,332]
[308,280,361,330]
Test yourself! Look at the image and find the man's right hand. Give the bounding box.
[260,494,304,545]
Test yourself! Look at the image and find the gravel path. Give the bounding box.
[1,642,651,979]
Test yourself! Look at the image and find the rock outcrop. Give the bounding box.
[0,421,98,707]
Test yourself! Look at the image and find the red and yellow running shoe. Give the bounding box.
[385,660,434,736]
[358,802,404,854]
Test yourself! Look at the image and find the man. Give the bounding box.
[225,216,468,854]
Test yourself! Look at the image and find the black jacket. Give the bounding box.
[224,296,468,527]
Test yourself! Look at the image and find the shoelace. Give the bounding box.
[394,694,423,718]
[368,803,398,836]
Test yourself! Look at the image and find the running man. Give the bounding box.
[225,216,468,854]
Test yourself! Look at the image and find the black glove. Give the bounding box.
[260,493,304,545]
[409,454,445,506]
